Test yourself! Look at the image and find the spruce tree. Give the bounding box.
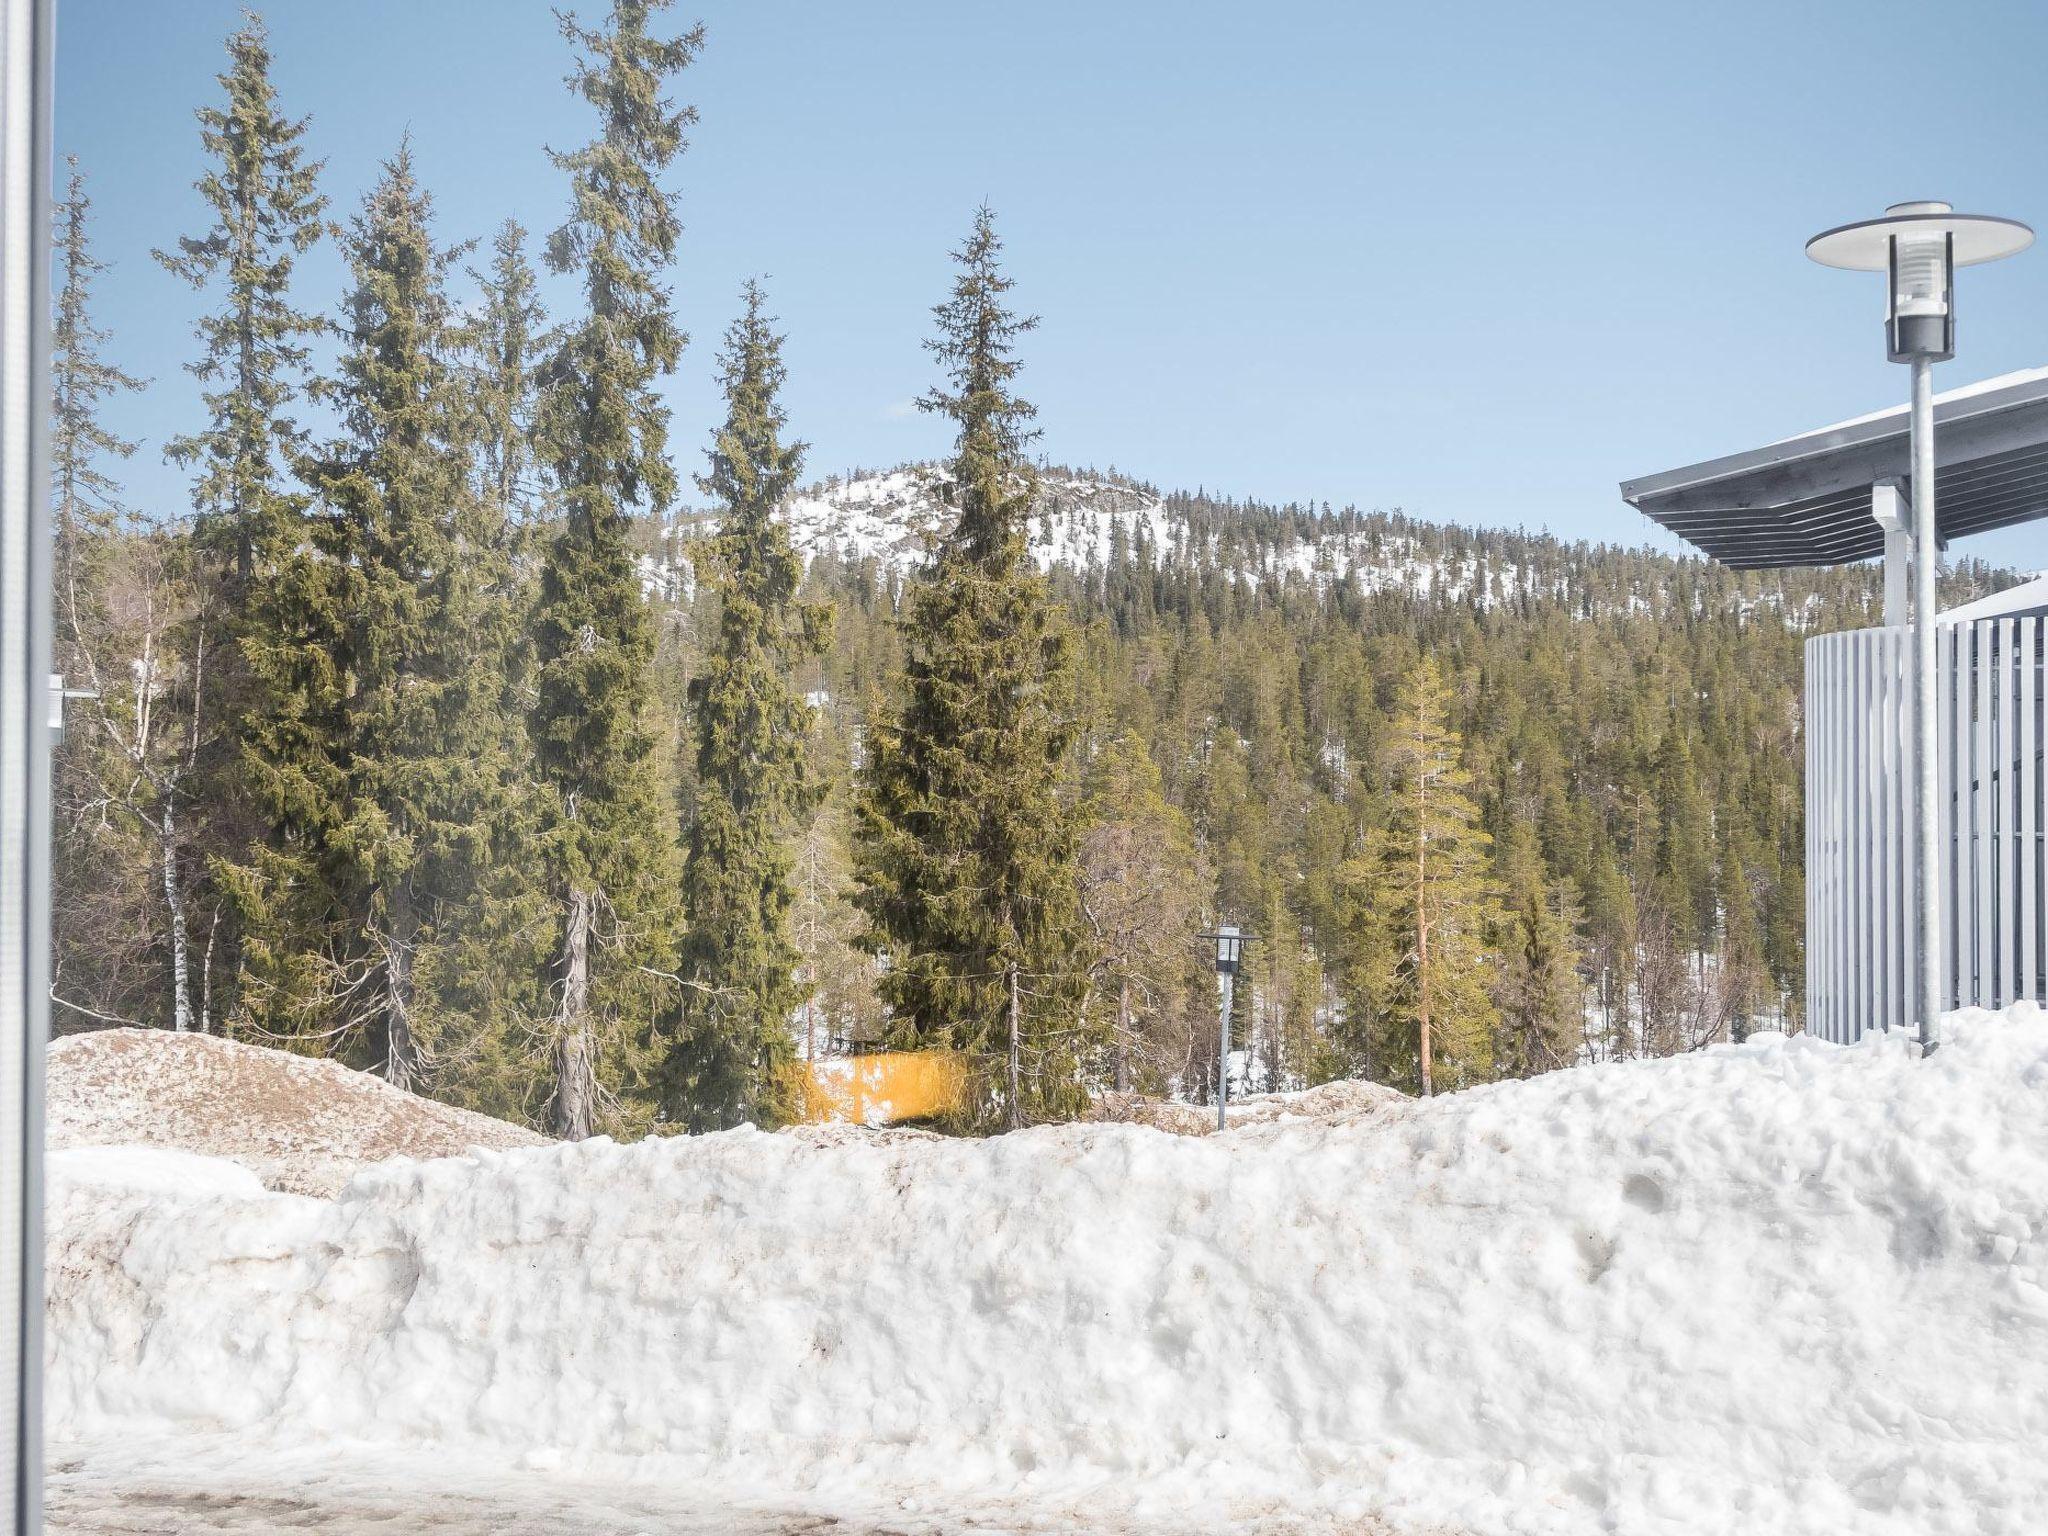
[1493,819,1586,1077]
[311,145,530,1092]
[157,13,326,600]
[665,283,830,1130]
[466,220,548,528]
[531,0,699,1139]
[51,158,143,639]
[439,218,555,1121]
[155,12,331,1038]
[856,207,1091,1130]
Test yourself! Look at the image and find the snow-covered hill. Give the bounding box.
[661,464,1555,606]
[45,1005,2048,1535]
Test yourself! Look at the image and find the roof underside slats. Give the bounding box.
[1620,369,2048,569]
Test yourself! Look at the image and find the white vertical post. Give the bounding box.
[1896,626,1915,1029]
[1911,356,1941,1050]
[2023,617,2040,1004]
[1976,621,1995,1009]
[1804,636,1822,1037]
[1941,624,1959,1010]
[1851,635,1868,1030]
[1872,480,1912,629]
[0,0,49,1527]
[2002,620,2020,1007]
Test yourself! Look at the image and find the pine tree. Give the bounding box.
[1372,658,1503,1095]
[856,207,1091,1130]
[665,283,830,1130]
[530,0,700,1139]
[154,12,331,1038]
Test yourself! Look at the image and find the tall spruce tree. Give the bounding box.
[665,283,829,1130]
[439,217,555,1121]
[157,13,326,599]
[856,207,1091,1131]
[531,0,699,1139]
[312,145,529,1092]
[155,12,331,1038]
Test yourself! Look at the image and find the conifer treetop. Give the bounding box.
[52,158,145,530]
[153,9,329,568]
[920,205,1041,565]
[543,0,703,517]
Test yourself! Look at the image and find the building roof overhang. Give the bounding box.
[1620,368,2048,569]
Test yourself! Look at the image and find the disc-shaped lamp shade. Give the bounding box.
[1807,202,2032,362]
[1806,205,2034,271]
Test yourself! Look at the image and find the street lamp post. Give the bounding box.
[1806,203,2032,1054]
[1199,926,1251,1131]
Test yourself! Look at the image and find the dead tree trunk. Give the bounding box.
[1114,973,1132,1094]
[552,886,596,1140]
[382,879,421,1091]
[1007,962,1023,1132]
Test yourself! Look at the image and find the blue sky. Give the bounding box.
[54,0,2048,567]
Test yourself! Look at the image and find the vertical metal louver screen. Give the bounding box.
[0,0,50,1529]
[1806,616,2047,1042]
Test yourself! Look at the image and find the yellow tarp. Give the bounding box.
[799,1051,968,1126]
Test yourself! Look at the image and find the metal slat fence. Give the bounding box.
[1806,616,2047,1041]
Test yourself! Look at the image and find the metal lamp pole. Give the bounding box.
[1807,202,2032,1053]
[1199,927,1250,1130]
[1910,350,1940,1053]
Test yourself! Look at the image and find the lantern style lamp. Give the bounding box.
[1806,201,2032,1054]
[1198,925,1253,1129]
[1212,925,1245,976]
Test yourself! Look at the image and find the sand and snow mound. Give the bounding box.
[44,1006,2048,1535]
[1092,1077,1407,1135]
[48,1028,547,1196]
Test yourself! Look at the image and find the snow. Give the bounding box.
[46,1145,266,1203]
[45,1004,2048,1535]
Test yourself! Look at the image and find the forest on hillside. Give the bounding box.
[49,5,2019,1136]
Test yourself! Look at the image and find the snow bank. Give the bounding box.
[45,1006,2048,1535]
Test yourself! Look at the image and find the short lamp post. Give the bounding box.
[1198,925,1251,1131]
[1807,202,2032,1054]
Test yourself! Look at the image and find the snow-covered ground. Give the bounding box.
[46,1005,2048,1535]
